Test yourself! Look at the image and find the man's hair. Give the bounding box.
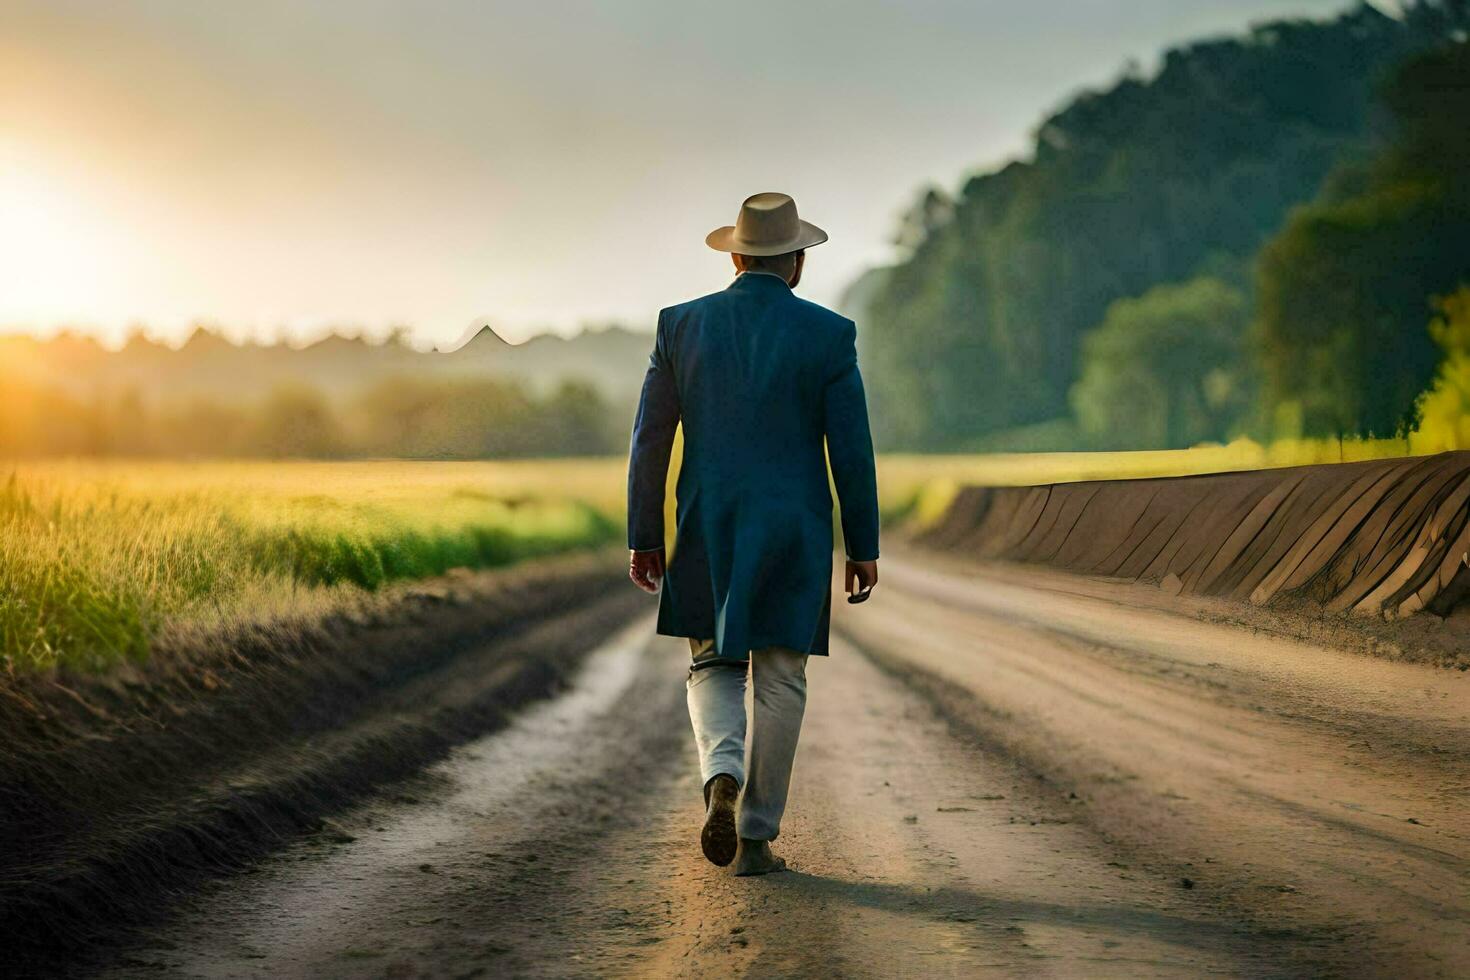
[739,250,803,279]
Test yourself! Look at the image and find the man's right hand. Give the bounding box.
[629,548,666,594]
[845,559,878,600]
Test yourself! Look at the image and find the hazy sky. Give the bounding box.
[2,0,1359,347]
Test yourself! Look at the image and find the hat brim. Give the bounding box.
[705,219,828,255]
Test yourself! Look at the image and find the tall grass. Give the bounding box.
[2,436,1448,672]
[0,462,618,673]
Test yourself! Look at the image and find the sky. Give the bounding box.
[1,0,1362,347]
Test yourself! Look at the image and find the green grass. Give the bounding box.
[1,460,620,673]
[1,437,1439,673]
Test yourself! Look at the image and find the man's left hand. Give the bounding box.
[845,559,878,601]
[629,548,666,594]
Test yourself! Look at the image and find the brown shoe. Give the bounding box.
[701,774,739,867]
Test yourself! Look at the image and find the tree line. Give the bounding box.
[0,374,625,459]
[859,1,1470,451]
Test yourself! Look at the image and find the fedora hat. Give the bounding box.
[705,192,828,256]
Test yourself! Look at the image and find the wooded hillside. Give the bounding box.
[859,1,1470,451]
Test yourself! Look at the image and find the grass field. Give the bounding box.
[1,438,1430,673]
[1,460,621,673]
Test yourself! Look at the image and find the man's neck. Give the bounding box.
[739,269,790,284]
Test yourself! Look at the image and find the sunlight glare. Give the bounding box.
[0,141,127,336]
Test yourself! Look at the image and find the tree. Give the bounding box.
[251,384,346,458]
[1411,288,1470,451]
[1071,278,1252,449]
[537,380,618,456]
[891,186,953,258]
[158,398,250,457]
[1255,38,1470,438]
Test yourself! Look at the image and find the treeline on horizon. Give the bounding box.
[857,0,1470,452]
[0,373,624,459]
[0,322,653,458]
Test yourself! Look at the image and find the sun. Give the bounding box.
[0,140,123,335]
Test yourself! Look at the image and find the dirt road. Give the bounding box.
[97,552,1469,979]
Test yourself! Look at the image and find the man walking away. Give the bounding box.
[626,192,880,876]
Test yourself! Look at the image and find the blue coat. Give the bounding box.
[627,271,880,660]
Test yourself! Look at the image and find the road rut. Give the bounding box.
[95,553,1468,978]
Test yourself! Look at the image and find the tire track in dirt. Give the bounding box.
[842,553,1470,978]
[97,617,689,979]
[93,601,1295,978]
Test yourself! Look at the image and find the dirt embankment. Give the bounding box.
[920,452,1470,665]
[0,549,645,969]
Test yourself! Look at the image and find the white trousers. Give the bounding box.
[685,639,808,841]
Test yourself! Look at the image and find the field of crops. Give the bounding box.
[1,438,1425,674]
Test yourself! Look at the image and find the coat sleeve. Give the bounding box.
[823,320,881,562]
[627,309,680,552]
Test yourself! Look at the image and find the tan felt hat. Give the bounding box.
[705,192,828,256]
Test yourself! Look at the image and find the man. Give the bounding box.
[626,192,880,876]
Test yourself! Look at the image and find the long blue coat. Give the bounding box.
[627,270,880,660]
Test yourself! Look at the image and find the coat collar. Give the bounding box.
[728,270,793,294]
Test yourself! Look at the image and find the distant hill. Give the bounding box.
[0,323,655,407]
